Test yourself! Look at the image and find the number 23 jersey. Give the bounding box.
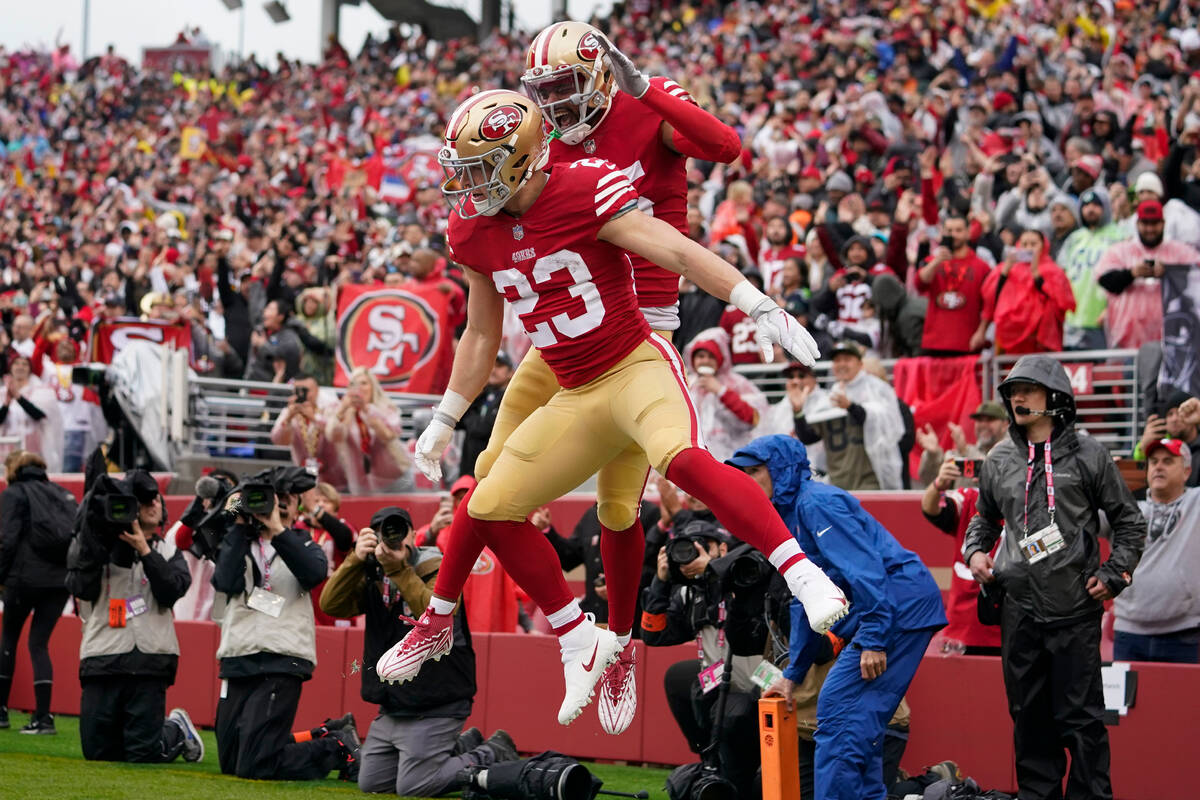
[446,159,652,389]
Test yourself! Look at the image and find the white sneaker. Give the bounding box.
[597,645,638,735]
[557,618,622,726]
[787,559,850,633]
[376,608,454,684]
[168,708,204,763]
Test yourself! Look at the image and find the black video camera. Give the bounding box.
[708,543,772,595]
[191,465,317,559]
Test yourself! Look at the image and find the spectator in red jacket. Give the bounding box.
[979,231,1075,354]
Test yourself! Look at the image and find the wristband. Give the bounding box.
[432,390,471,428]
[729,280,775,318]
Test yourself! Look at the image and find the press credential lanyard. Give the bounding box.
[1023,440,1055,535]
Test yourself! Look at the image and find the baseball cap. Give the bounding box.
[800,165,821,180]
[970,401,1008,420]
[1137,199,1164,222]
[830,340,864,359]
[1072,154,1103,178]
[781,361,812,378]
[1078,189,1103,207]
[725,450,765,469]
[1161,388,1193,413]
[495,350,514,368]
[826,171,854,194]
[1146,438,1192,468]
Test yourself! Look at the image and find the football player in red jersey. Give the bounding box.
[451,22,743,735]
[375,89,848,731]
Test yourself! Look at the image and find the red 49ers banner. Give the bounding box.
[89,318,194,364]
[334,284,454,393]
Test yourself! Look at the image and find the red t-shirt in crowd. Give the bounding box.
[940,486,1002,650]
[916,253,991,353]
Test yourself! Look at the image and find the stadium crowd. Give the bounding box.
[1,0,1200,484]
[1,0,1200,797]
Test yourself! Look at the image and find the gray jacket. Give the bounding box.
[1114,487,1200,636]
[964,356,1145,624]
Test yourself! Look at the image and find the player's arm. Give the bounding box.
[413,267,504,483]
[599,208,819,365]
[598,37,740,164]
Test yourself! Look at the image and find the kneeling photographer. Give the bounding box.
[208,466,359,781]
[641,520,763,798]
[320,506,518,796]
[66,466,203,763]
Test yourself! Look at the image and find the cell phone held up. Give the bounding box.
[955,458,984,480]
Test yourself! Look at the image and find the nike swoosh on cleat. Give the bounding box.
[581,641,600,672]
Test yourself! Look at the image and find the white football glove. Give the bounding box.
[597,35,649,99]
[415,390,471,484]
[414,419,454,484]
[750,300,821,366]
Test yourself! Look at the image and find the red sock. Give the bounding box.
[665,447,806,573]
[432,493,487,603]
[600,518,645,638]
[474,519,575,617]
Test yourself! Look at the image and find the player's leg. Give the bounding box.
[472,349,561,481]
[615,335,848,633]
[467,390,633,725]
[379,354,564,684]
[593,446,650,735]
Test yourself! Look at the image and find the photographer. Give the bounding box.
[210,466,359,781]
[65,469,203,763]
[270,374,346,491]
[641,520,763,795]
[964,355,1146,800]
[731,435,944,800]
[320,507,518,796]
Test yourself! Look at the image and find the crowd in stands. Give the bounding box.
[2,0,1200,485]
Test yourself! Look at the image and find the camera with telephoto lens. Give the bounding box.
[80,469,160,546]
[666,520,729,585]
[708,543,773,594]
[458,751,601,800]
[374,508,414,549]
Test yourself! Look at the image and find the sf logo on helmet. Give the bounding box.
[577,32,602,61]
[480,106,524,140]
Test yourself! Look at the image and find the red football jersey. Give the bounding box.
[759,244,806,296]
[718,307,765,365]
[548,76,691,309]
[447,160,651,389]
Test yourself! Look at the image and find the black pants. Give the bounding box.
[215,674,341,780]
[663,659,761,800]
[80,676,184,762]
[1001,608,1112,800]
[0,586,69,703]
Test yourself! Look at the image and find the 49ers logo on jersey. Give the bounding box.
[480,106,524,140]
[336,290,440,388]
[577,32,602,61]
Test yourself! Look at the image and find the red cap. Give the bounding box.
[993,90,1016,110]
[1072,154,1103,178]
[800,165,821,179]
[854,166,875,183]
[1146,437,1191,467]
[1137,199,1164,221]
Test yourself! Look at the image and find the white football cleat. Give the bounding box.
[557,619,622,726]
[787,559,850,634]
[376,607,453,684]
[597,645,638,735]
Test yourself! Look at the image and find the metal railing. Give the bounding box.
[735,348,1144,457]
[180,376,441,464]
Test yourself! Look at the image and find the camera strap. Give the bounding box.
[696,601,726,661]
[1023,440,1055,535]
[253,539,277,591]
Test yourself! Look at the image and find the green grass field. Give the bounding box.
[0,712,672,800]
